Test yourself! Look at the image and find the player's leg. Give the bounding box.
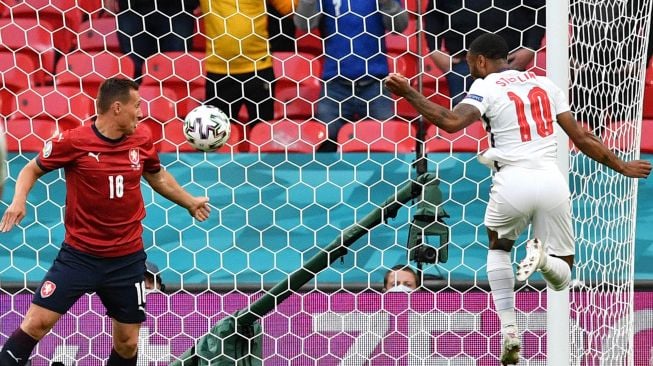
[0,243,90,365]
[516,169,573,289]
[97,250,147,365]
[484,166,535,365]
[107,320,141,366]
[523,195,574,290]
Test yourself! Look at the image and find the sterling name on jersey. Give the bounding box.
[36,124,161,257]
[460,69,570,170]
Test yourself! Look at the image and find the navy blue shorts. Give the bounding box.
[33,243,147,324]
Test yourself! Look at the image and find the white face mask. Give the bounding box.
[386,284,414,293]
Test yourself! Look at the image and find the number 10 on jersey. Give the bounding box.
[508,86,554,142]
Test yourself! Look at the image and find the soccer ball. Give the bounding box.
[183,105,231,152]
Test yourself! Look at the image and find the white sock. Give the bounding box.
[487,249,516,329]
[540,255,571,291]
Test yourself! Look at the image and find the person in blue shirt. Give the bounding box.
[294,0,409,152]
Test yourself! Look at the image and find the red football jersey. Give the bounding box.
[36,123,161,257]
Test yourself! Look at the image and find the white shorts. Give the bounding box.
[484,164,575,256]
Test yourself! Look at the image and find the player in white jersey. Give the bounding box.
[385,33,651,365]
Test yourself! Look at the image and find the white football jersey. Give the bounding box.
[459,69,570,170]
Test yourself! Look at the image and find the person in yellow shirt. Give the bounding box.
[200,0,296,134]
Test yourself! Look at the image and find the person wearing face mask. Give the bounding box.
[382,265,418,293]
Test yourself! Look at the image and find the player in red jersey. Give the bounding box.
[0,78,210,366]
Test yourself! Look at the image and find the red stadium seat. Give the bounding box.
[425,121,489,153]
[191,17,207,52]
[6,0,83,54]
[338,119,416,153]
[0,18,56,84]
[77,0,105,18]
[4,118,77,152]
[247,119,327,153]
[54,51,135,97]
[641,119,653,154]
[142,52,206,117]
[295,29,323,56]
[10,86,94,126]
[77,17,121,53]
[643,66,653,119]
[601,121,639,152]
[138,85,179,145]
[159,120,244,154]
[272,52,322,120]
[0,52,37,115]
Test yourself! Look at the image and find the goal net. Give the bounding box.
[0,0,651,365]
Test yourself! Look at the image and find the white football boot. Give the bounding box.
[500,325,521,365]
[516,238,545,282]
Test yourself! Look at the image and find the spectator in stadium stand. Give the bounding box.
[106,0,199,80]
[145,261,166,292]
[0,78,211,366]
[424,0,545,106]
[268,6,297,53]
[200,0,296,136]
[382,265,418,292]
[294,0,409,152]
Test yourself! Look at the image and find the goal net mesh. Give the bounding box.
[0,0,651,365]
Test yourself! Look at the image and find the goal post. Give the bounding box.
[547,0,571,364]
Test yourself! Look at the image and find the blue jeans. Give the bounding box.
[445,62,472,106]
[317,77,394,147]
[117,9,195,79]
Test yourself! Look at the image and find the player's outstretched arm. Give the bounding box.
[143,169,211,221]
[385,73,480,133]
[557,111,652,178]
[0,159,46,232]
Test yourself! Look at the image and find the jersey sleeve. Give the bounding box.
[550,82,571,115]
[142,138,161,174]
[36,131,76,172]
[459,78,492,116]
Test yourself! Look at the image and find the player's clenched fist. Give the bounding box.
[384,73,412,97]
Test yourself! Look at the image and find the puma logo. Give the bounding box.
[6,350,22,363]
[88,152,100,162]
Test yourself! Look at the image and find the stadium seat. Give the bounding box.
[54,51,135,97]
[247,119,327,153]
[191,17,207,52]
[295,29,323,56]
[641,119,653,154]
[5,0,83,54]
[4,117,78,152]
[77,17,121,53]
[601,121,639,153]
[643,66,653,119]
[141,52,206,118]
[338,119,417,153]
[77,0,105,18]
[10,86,94,126]
[272,51,323,120]
[0,18,56,84]
[159,120,244,154]
[138,85,179,145]
[0,52,37,115]
[425,121,489,153]
[387,53,418,78]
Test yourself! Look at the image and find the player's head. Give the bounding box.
[96,78,142,135]
[145,261,166,292]
[383,265,418,292]
[466,33,510,79]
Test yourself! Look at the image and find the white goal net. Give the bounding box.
[0,0,651,365]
